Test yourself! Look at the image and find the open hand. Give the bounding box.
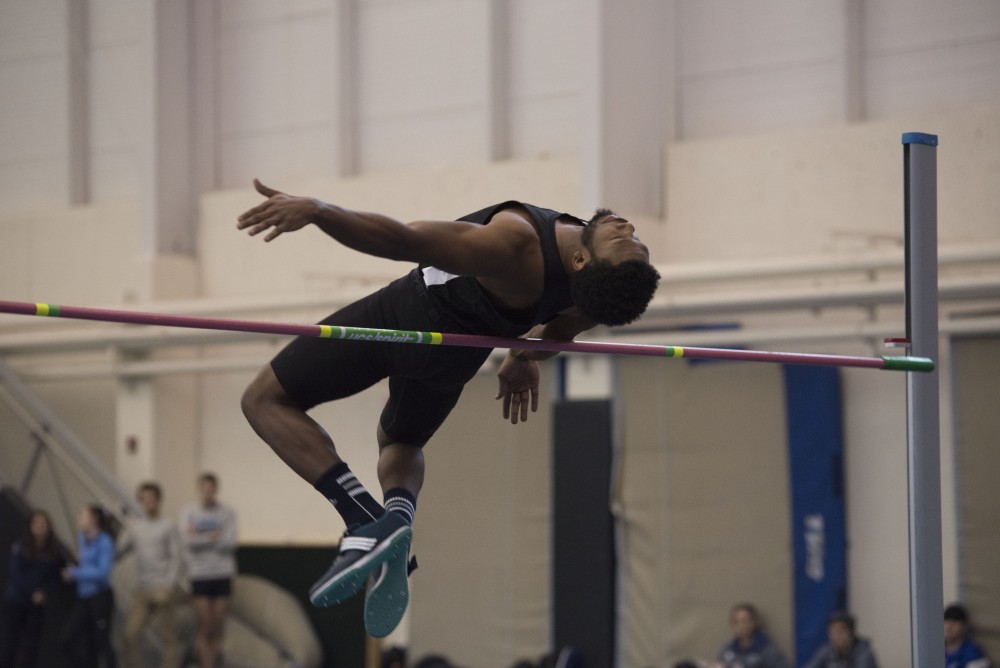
[496,354,540,424]
[236,179,318,242]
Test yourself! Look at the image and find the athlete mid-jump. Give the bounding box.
[237,179,659,637]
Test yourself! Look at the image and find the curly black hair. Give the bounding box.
[569,258,660,326]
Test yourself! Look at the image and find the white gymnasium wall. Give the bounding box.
[841,369,911,667]
[216,0,341,188]
[507,0,584,159]
[0,201,141,304]
[664,108,1000,264]
[357,0,490,172]
[678,0,849,139]
[863,0,1000,119]
[3,1,1000,211]
[0,2,72,210]
[88,0,146,203]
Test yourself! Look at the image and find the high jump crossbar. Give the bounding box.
[0,299,933,372]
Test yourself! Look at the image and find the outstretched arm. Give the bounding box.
[236,179,535,278]
[495,313,595,424]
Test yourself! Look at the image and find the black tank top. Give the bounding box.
[412,200,581,338]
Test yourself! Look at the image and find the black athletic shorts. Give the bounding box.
[191,578,232,598]
[270,271,492,446]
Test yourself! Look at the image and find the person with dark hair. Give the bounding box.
[120,481,182,668]
[237,184,659,637]
[945,603,991,668]
[0,510,63,668]
[717,603,790,668]
[802,610,878,668]
[413,656,456,668]
[381,645,407,668]
[59,504,117,668]
[181,473,237,668]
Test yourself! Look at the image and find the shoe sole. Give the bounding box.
[309,526,412,608]
[364,549,410,638]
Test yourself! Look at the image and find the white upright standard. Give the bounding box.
[902,131,943,668]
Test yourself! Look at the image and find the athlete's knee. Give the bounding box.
[376,423,426,451]
[241,366,287,421]
[377,439,426,475]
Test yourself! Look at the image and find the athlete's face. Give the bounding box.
[583,211,650,264]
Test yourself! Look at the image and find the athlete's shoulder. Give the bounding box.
[479,208,544,250]
[488,206,535,227]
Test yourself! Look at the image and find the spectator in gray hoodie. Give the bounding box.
[802,611,878,668]
[180,473,237,668]
[120,481,182,668]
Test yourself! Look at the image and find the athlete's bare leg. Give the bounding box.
[241,366,342,484]
[376,425,424,499]
[243,364,420,636]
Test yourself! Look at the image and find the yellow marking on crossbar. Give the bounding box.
[35,303,50,316]
[430,332,443,345]
[319,325,333,338]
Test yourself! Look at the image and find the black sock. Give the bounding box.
[383,488,417,526]
[315,462,384,527]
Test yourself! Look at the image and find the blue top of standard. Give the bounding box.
[902,132,938,146]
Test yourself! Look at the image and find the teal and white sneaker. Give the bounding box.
[308,512,412,608]
[364,550,417,638]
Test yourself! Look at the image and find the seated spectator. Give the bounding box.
[382,645,407,668]
[802,611,878,668]
[413,656,455,668]
[718,602,791,668]
[945,604,991,668]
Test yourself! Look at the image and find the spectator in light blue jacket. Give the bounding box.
[59,504,117,668]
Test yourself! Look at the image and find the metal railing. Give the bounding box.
[0,359,141,543]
